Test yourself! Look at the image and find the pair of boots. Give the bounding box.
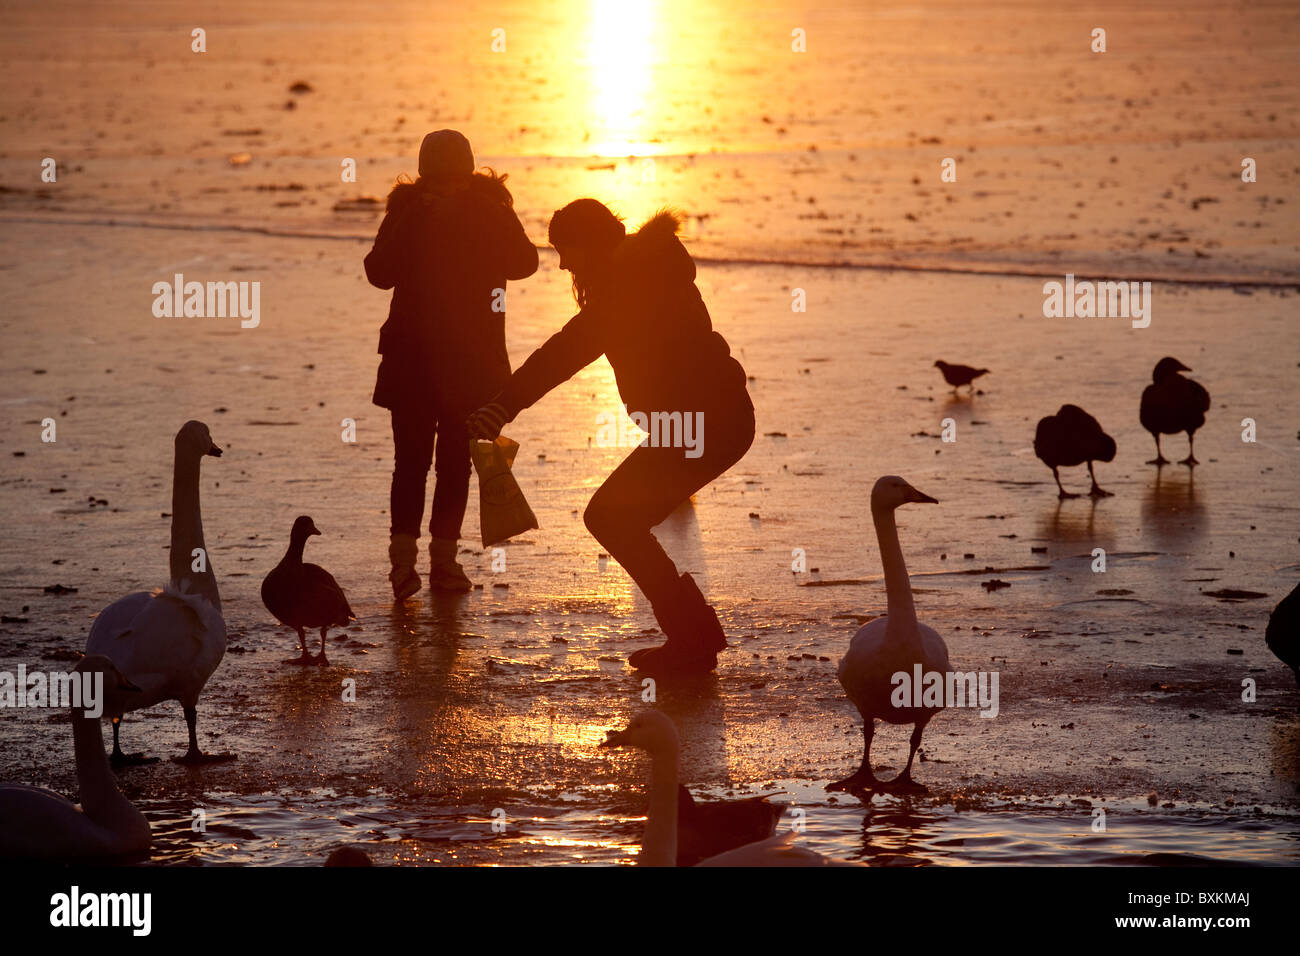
[388,534,472,599]
[628,573,727,676]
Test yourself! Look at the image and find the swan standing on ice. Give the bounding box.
[86,420,232,765]
[261,515,357,666]
[828,476,948,795]
[0,655,151,859]
[602,711,857,866]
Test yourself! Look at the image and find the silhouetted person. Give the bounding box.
[365,131,538,598]
[467,200,754,675]
[1140,357,1210,465]
[933,359,989,394]
[1034,404,1116,498]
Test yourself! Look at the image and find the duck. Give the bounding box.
[0,655,152,860]
[1140,357,1210,465]
[86,420,230,765]
[828,476,947,795]
[602,711,857,866]
[1033,404,1117,498]
[933,360,989,394]
[261,516,356,666]
[676,786,786,866]
[1265,581,1300,687]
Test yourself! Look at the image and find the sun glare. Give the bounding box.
[587,0,658,156]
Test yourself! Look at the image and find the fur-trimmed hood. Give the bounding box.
[385,174,513,215]
[614,209,695,283]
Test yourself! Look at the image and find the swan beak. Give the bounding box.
[910,489,939,504]
[309,525,322,536]
[600,729,629,748]
[207,443,223,457]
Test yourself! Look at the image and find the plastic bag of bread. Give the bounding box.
[469,436,539,547]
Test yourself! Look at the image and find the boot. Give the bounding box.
[429,537,472,592]
[628,573,726,675]
[389,533,421,601]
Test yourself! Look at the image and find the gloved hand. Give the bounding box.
[466,402,509,441]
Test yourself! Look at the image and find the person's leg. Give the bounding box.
[585,447,703,608]
[389,405,435,599]
[427,412,474,590]
[585,399,755,671]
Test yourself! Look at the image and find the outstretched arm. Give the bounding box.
[467,310,605,438]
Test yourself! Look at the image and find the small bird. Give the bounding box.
[1034,404,1117,498]
[676,786,786,867]
[934,360,990,394]
[1266,582,1299,688]
[261,516,356,666]
[1140,357,1210,465]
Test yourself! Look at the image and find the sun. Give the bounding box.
[587,0,659,156]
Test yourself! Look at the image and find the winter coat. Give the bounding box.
[497,211,750,420]
[365,178,538,415]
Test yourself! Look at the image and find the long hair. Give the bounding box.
[548,199,626,308]
[385,167,514,211]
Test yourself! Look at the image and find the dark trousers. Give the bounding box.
[390,404,471,541]
[583,395,755,610]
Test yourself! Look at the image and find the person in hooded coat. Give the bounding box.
[365,130,538,598]
[467,199,755,675]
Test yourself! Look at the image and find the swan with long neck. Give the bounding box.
[602,711,858,866]
[86,420,231,765]
[827,475,949,795]
[0,655,151,859]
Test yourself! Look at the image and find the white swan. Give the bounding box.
[86,420,231,765]
[0,655,151,859]
[828,475,949,795]
[602,711,860,866]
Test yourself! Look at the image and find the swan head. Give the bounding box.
[1152,357,1191,383]
[933,360,946,369]
[601,710,680,756]
[177,420,223,459]
[872,475,938,511]
[75,654,141,714]
[291,515,322,541]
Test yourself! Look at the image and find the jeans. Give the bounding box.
[582,394,755,610]
[390,404,471,541]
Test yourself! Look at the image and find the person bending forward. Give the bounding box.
[468,199,754,675]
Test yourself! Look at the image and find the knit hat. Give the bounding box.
[418,129,474,179]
